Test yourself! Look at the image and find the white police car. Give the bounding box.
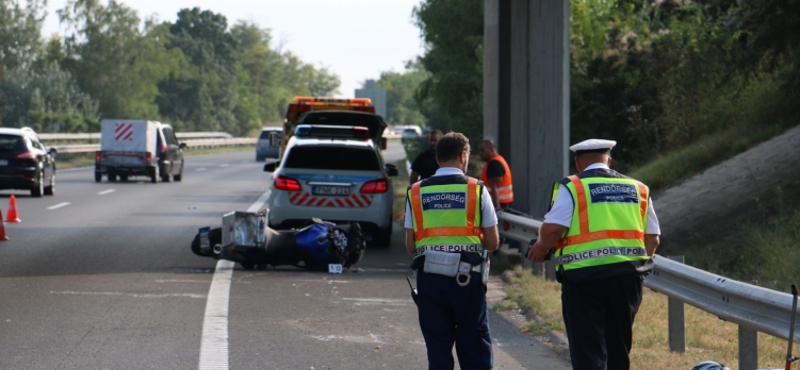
[263,125,398,247]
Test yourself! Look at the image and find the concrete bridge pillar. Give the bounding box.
[484,0,570,218]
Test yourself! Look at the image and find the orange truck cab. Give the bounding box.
[269,97,387,160]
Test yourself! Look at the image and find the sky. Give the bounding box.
[42,0,427,98]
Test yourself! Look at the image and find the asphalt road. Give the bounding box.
[0,143,569,369]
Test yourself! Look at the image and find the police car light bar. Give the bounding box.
[294,125,370,140]
[292,96,372,106]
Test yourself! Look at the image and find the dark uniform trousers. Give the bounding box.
[417,270,493,370]
[561,273,643,370]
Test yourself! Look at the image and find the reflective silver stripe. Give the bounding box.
[497,185,513,192]
[415,245,483,256]
[556,246,646,265]
[498,194,513,200]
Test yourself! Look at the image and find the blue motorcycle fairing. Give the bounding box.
[295,221,340,265]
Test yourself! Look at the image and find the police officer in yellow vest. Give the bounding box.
[526,139,661,370]
[405,132,500,370]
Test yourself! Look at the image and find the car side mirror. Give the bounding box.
[179,142,187,149]
[385,164,398,177]
[264,162,277,172]
[268,132,280,148]
[379,137,388,151]
[48,147,58,159]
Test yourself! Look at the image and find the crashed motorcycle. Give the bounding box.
[191,211,365,271]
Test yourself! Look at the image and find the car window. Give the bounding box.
[34,138,47,151]
[284,146,380,171]
[0,135,26,153]
[259,130,280,139]
[162,128,177,145]
[24,135,43,151]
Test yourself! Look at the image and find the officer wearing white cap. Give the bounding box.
[526,138,661,370]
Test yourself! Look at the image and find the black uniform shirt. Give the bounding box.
[485,159,506,179]
[411,150,439,180]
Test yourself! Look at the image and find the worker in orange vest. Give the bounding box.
[479,139,514,211]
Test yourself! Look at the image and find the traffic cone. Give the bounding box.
[6,195,20,223]
[0,209,9,241]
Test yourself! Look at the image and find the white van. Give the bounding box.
[95,120,186,183]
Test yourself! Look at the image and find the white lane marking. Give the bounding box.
[355,268,408,273]
[98,189,115,195]
[47,202,71,210]
[247,190,271,213]
[310,334,385,344]
[220,164,229,167]
[196,168,206,172]
[56,166,93,172]
[155,279,211,284]
[198,259,234,370]
[198,188,270,370]
[341,298,411,306]
[293,279,350,284]
[50,291,205,299]
[155,279,252,285]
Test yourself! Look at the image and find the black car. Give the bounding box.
[0,127,56,197]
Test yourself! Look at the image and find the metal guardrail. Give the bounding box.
[496,211,799,369]
[38,132,234,140]
[49,138,256,154]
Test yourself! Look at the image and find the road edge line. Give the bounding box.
[197,189,270,370]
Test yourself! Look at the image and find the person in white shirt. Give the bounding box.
[526,138,660,370]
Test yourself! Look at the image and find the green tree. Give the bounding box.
[413,0,484,139]
[306,65,340,98]
[157,7,238,133]
[0,61,99,128]
[0,0,46,70]
[58,0,185,120]
[372,60,429,127]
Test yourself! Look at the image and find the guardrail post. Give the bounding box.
[545,260,557,281]
[532,262,544,276]
[739,325,758,370]
[739,280,759,370]
[667,255,686,353]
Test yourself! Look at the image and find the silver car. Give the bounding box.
[264,125,398,247]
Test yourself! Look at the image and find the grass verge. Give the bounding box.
[497,266,788,369]
[686,190,800,291]
[629,123,796,190]
[391,158,411,224]
[54,146,257,170]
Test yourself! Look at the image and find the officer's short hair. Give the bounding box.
[436,132,470,162]
[480,139,495,150]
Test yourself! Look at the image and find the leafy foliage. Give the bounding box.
[410,0,799,173]
[413,0,484,139]
[0,1,340,135]
[0,0,45,70]
[371,60,429,128]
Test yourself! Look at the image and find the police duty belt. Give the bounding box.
[556,246,646,265]
[415,244,484,256]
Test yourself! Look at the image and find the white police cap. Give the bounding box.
[569,139,616,154]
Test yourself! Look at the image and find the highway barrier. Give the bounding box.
[497,211,800,370]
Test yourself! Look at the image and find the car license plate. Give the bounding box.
[312,186,350,196]
[0,160,6,166]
